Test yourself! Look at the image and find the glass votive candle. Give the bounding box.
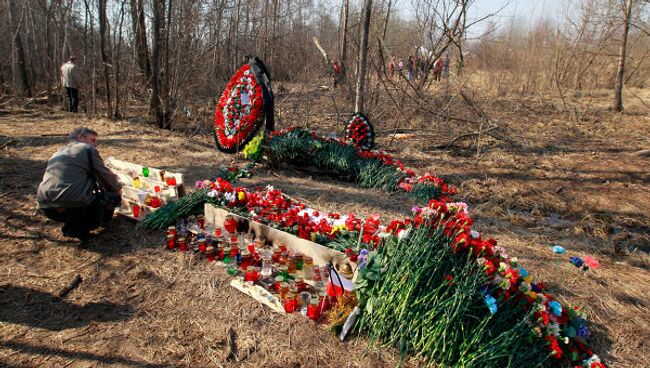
[244,266,259,282]
[240,250,252,270]
[205,246,216,262]
[279,265,289,281]
[166,234,176,250]
[132,204,141,218]
[272,247,281,263]
[295,278,307,292]
[294,253,304,270]
[223,246,232,264]
[279,282,289,300]
[197,215,205,229]
[307,297,321,320]
[284,293,298,313]
[198,239,207,253]
[178,237,187,252]
[274,276,284,293]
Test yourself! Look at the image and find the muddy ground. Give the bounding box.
[0,85,649,367]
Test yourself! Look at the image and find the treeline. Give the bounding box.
[1,0,648,128]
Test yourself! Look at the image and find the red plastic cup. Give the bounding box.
[132,204,140,218]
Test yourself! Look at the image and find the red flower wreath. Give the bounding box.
[214,64,265,152]
[344,113,375,150]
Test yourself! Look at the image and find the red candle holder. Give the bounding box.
[205,246,216,262]
[283,293,298,313]
[132,204,141,218]
[274,276,284,293]
[198,239,207,253]
[272,248,281,263]
[244,266,259,282]
[165,176,177,186]
[197,215,205,229]
[307,300,321,320]
[150,196,161,208]
[166,235,176,250]
[178,237,187,252]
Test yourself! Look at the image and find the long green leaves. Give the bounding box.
[356,225,549,367]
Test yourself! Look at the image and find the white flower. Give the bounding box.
[470,230,480,239]
[397,228,410,241]
[266,185,274,192]
[207,190,217,198]
[224,191,236,203]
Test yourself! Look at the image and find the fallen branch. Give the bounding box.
[57,274,82,298]
[430,126,499,149]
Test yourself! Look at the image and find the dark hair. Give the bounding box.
[69,127,98,141]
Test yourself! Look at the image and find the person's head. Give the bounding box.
[69,127,98,147]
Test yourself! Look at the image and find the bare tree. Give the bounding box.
[130,0,151,85]
[151,0,164,126]
[8,0,31,97]
[355,0,373,113]
[614,0,634,111]
[98,0,113,117]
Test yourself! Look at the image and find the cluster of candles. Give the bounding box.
[163,215,339,319]
[130,167,178,218]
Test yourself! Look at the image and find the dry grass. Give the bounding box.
[1,85,649,367]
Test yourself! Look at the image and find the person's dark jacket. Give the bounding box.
[37,141,121,209]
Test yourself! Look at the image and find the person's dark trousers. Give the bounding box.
[43,192,121,240]
[65,87,79,113]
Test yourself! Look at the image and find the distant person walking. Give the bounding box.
[433,58,444,81]
[406,55,415,81]
[61,56,81,113]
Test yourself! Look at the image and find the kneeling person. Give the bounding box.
[37,127,122,240]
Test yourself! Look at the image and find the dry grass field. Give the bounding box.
[0,85,649,367]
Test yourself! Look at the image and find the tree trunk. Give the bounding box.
[613,0,633,112]
[113,0,127,119]
[130,0,151,85]
[339,0,349,77]
[98,0,113,117]
[8,0,32,97]
[151,0,164,126]
[162,0,173,129]
[354,0,372,113]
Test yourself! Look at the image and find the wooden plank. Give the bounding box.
[105,157,185,221]
[230,278,285,314]
[204,204,349,269]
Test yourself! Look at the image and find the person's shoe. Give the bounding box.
[62,224,92,241]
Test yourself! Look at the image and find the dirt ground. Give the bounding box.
[1,86,649,367]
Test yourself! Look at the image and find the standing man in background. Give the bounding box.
[61,56,81,113]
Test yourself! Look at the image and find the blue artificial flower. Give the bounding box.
[577,324,590,339]
[531,283,542,293]
[519,267,529,278]
[552,245,566,254]
[549,300,563,317]
[569,256,584,268]
[358,249,369,269]
[484,295,498,315]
